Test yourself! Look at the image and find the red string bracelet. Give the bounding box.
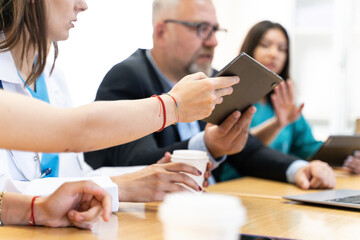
[29,196,40,226]
[163,93,179,124]
[151,94,166,132]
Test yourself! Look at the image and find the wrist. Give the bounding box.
[111,176,129,202]
[163,93,180,124]
[167,91,183,122]
[161,95,177,125]
[274,118,284,129]
[208,148,222,159]
[33,197,48,227]
[204,139,222,159]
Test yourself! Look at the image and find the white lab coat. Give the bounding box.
[0,49,121,210]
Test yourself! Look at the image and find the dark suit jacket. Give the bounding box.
[85,49,298,182]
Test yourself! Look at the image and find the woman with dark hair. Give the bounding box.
[239,20,320,159]
[220,21,327,182]
[223,20,360,178]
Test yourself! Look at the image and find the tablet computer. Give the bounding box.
[203,52,283,125]
[308,135,360,166]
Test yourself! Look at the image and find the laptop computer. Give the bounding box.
[283,189,360,209]
[308,135,360,166]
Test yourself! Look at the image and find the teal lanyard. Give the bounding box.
[17,72,50,102]
[17,72,59,178]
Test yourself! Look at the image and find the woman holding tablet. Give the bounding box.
[0,0,235,226]
[226,20,360,176]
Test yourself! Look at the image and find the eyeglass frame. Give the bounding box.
[164,19,227,41]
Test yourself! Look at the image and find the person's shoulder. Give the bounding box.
[109,49,147,74]
[103,49,149,83]
[96,49,154,100]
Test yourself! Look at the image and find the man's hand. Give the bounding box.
[204,107,256,159]
[111,162,204,202]
[295,160,336,189]
[157,152,213,188]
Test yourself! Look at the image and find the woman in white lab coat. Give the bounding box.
[0,50,90,181]
[0,0,234,212]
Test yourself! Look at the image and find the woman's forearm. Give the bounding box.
[250,117,282,146]
[64,96,178,152]
[0,74,238,153]
[1,192,33,225]
[0,92,177,152]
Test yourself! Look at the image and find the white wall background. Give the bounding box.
[57,0,360,141]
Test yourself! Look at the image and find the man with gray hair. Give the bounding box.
[85,0,336,189]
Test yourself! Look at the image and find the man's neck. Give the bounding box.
[150,49,185,85]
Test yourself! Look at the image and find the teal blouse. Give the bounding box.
[250,101,322,159]
[220,101,322,182]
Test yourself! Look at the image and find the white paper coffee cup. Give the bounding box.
[158,192,247,240]
[171,150,209,192]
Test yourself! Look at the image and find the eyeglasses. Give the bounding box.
[164,19,227,41]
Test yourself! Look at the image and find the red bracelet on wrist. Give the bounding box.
[152,94,166,132]
[29,196,40,226]
[163,93,179,124]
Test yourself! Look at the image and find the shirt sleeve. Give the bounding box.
[188,131,227,169]
[0,174,119,211]
[286,159,309,183]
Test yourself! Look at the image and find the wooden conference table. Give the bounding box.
[1,170,360,240]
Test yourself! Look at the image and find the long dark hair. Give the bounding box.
[240,20,290,80]
[0,0,58,86]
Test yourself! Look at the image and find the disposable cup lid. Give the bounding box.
[158,192,246,228]
[171,156,209,162]
[172,150,208,160]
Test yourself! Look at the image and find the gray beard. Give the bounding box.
[188,62,213,77]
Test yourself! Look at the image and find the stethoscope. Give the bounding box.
[9,150,84,181]
[8,150,51,181]
[8,150,84,181]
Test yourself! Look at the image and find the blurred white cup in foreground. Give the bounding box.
[158,192,246,240]
[171,150,209,192]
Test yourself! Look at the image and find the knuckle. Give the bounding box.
[176,184,186,192]
[198,72,207,78]
[176,163,186,170]
[182,177,193,187]
[149,164,158,171]
[210,94,217,102]
[242,126,249,135]
[203,80,213,90]
[205,108,213,117]
[154,172,164,180]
